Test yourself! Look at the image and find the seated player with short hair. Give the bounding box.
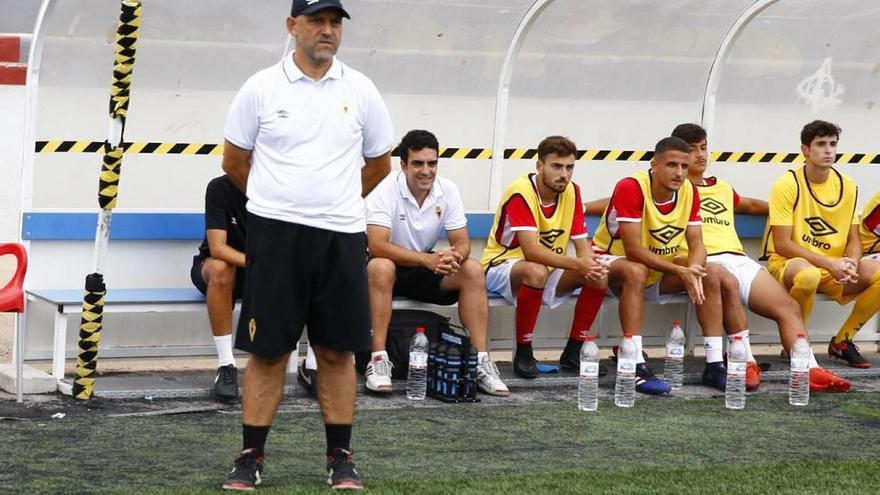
[764,120,880,369]
[364,129,509,396]
[859,190,880,262]
[480,135,608,380]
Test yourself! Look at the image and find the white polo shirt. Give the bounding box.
[366,171,467,252]
[224,54,395,233]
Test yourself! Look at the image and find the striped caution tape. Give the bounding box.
[35,141,880,164]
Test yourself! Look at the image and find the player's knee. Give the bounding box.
[207,259,235,288]
[367,257,396,287]
[621,261,649,285]
[792,267,821,292]
[521,262,550,287]
[459,259,484,283]
[702,265,722,292]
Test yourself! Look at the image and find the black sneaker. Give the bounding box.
[326,448,363,491]
[513,349,539,379]
[222,448,263,491]
[702,362,727,391]
[829,339,871,368]
[214,364,239,401]
[559,340,608,376]
[297,365,318,397]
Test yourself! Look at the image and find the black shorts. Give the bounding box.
[190,255,246,300]
[235,214,371,358]
[392,265,459,306]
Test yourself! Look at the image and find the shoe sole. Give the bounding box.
[330,482,363,491]
[828,354,872,369]
[222,482,256,491]
[513,371,538,379]
[811,381,852,393]
[364,383,393,393]
[478,385,511,397]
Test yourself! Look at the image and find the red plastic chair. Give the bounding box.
[0,243,28,401]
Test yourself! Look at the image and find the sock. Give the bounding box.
[214,335,236,367]
[305,344,317,370]
[515,285,544,344]
[371,350,389,361]
[516,342,533,358]
[834,269,880,343]
[477,351,489,363]
[726,330,755,362]
[325,424,352,456]
[789,267,821,325]
[808,349,819,369]
[569,287,605,341]
[633,335,646,364]
[242,424,270,457]
[704,336,724,363]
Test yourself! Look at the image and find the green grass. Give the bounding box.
[1,393,879,494]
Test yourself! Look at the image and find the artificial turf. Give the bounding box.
[1,392,878,494]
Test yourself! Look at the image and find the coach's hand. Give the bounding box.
[678,264,707,305]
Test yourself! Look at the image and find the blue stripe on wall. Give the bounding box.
[21,212,767,240]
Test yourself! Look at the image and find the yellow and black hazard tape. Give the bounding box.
[34,141,880,164]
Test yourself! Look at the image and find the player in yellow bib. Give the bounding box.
[764,120,880,369]
[673,123,850,392]
[481,136,608,380]
[859,191,880,262]
[592,137,736,394]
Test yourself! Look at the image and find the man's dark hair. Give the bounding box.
[399,129,439,162]
[537,136,577,162]
[671,123,707,145]
[800,120,841,146]
[654,136,690,156]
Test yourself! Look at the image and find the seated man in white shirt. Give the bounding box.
[364,129,509,396]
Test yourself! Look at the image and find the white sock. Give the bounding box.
[305,345,317,370]
[371,350,389,361]
[704,336,724,363]
[287,354,298,374]
[808,349,819,369]
[633,335,645,364]
[727,330,756,362]
[214,335,236,367]
[478,351,489,363]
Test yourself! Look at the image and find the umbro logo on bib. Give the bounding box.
[700,198,727,216]
[539,229,565,249]
[649,225,684,245]
[804,217,838,237]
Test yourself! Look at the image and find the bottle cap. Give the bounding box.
[734,336,743,340]
[672,320,681,326]
[416,327,426,333]
[623,332,633,338]
[797,332,806,337]
[585,336,595,341]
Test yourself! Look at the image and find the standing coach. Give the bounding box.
[220,0,394,490]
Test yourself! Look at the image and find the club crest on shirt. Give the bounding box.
[248,318,257,342]
[435,206,442,218]
[276,109,289,119]
[343,100,350,114]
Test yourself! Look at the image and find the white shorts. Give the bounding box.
[707,253,765,305]
[863,253,880,262]
[485,259,574,309]
[597,254,688,305]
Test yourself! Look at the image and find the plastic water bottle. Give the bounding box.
[789,333,811,406]
[664,320,685,390]
[726,336,747,410]
[406,327,429,400]
[614,333,637,408]
[578,337,600,412]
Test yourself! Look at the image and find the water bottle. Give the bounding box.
[789,333,811,406]
[614,333,637,408]
[578,337,600,411]
[406,327,429,400]
[726,336,747,410]
[664,320,685,390]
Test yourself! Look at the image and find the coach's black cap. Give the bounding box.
[291,0,350,19]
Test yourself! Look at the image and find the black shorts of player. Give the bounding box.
[235,213,371,358]
[392,265,459,306]
[190,255,246,300]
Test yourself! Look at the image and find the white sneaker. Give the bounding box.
[364,355,393,393]
[477,357,510,397]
